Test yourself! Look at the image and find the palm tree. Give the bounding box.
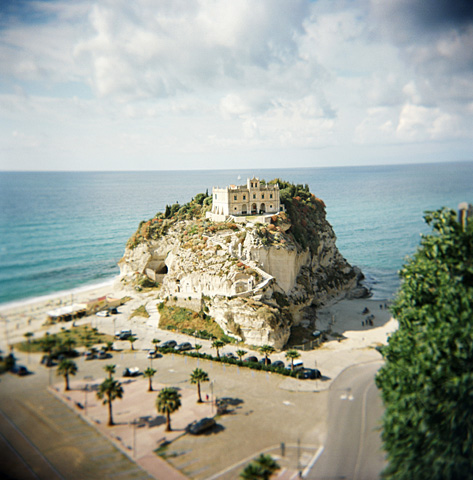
[285,349,301,371]
[104,364,116,379]
[128,335,137,351]
[212,340,225,359]
[97,378,124,426]
[143,367,157,392]
[105,341,114,352]
[259,345,275,366]
[190,368,209,403]
[194,344,202,353]
[62,336,76,354]
[41,334,56,356]
[57,359,78,391]
[24,331,34,351]
[236,349,247,361]
[152,338,160,352]
[156,387,181,432]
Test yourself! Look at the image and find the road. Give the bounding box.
[0,353,155,480]
[306,361,386,480]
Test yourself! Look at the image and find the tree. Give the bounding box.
[128,335,137,351]
[97,378,124,426]
[212,340,225,359]
[156,387,181,432]
[144,367,157,392]
[41,334,56,356]
[105,341,114,352]
[104,364,116,379]
[24,332,34,351]
[285,350,301,371]
[240,454,280,479]
[194,344,202,353]
[57,359,77,391]
[5,353,15,371]
[62,336,76,353]
[190,368,209,403]
[375,207,473,480]
[240,463,266,480]
[259,345,275,366]
[236,349,247,361]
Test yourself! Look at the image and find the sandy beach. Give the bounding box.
[0,278,398,390]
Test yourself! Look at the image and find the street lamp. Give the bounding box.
[131,418,145,458]
[210,380,215,414]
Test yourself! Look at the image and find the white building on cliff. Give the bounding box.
[208,177,281,222]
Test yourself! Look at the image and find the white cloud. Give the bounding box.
[0,0,472,170]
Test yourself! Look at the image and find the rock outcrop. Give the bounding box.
[118,181,368,349]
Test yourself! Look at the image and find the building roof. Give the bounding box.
[46,304,87,318]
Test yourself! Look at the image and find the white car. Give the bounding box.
[96,310,109,317]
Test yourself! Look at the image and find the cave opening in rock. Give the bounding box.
[156,264,168,274]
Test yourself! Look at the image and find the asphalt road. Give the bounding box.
[0,353,154,480]
[306,361,387,480]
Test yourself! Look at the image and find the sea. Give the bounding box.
[0,161,472,306]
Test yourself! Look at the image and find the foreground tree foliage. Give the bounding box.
[376,207,473,480]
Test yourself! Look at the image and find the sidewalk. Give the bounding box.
[50,377,214,480]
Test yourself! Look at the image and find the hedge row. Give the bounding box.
[157,347,301,378]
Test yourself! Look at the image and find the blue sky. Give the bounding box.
[0,0,472,171]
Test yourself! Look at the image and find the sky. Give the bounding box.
[0,0,472,171]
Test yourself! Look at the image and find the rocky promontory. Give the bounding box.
[118,180,368,349]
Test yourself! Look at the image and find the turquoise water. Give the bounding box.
[0,162,472,304]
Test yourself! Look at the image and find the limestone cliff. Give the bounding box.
[118,181,366,349]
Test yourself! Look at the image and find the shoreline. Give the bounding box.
[0,276,119,314]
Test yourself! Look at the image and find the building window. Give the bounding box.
[243,195,246,200]
[215,194,217,199]
[270,194,273,199]
[270,205,273,209]
[262,194,264,199]
[234,207,237,210]
[234,195,237,201]
[250,182,253,188]
[253,194,256,199]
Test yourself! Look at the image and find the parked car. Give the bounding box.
[115,329,132,340]
[123,367,140,377]
[244,356,258,363]
[286,360,304,371]
[85,351,96,361]
[161,340,177,349]
[187,417,216,435]
[272,360,285,369]
[298,368,322,380]
[11,365,28,376]
[223,353,237,360]
[147,351,160,359]
[175,342,193,352]
[40,355,54,367]
[98,351,111,359]
[96,310,109,317]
